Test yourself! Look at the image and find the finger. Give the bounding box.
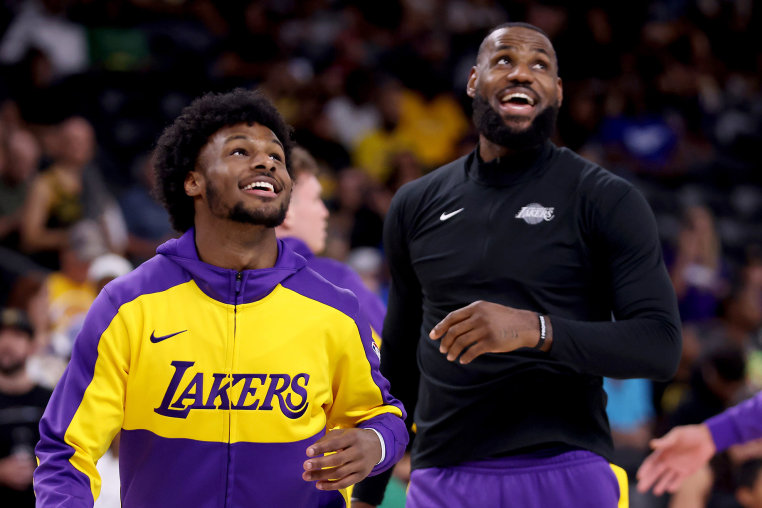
[304,462,357,484]
[458,340,489,364]
[652,469,680,496]
[636,459,667,493]
[306,431,352,457]
[429,306,473,340]
[649,432,676,450]
[445,329,483,362]
[439,319,478,355]
[304,448,356,472]
[316,472,364,491]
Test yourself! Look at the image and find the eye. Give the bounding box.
[269,153,283,162]
[532,61,549,71]
[230,147,248,156]
[496,56,511,65]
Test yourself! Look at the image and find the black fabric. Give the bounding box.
[353,142,681,503]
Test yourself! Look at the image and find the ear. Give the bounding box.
[556,77,564,108]
[466,66,478,98]
[184,171,203,197]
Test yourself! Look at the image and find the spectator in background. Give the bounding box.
[118,152,174,265]
[0,0,88,80]
[668,205,731,323]
[0,129,41,250]
[19,116,127,270]
[0,307,52,508]
[737,459,762,508]
[27,221,105,388]
[276,146,386,341]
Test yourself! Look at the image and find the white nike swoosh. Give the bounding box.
[440,208,465,221]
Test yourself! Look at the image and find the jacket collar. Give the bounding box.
[157,228,307,305]
[280,237,314,262]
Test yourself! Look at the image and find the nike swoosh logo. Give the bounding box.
[440,208,464,221]
[150,330,188,343]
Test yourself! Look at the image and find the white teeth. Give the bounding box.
[243,181,275,192]
[501,92,535,105]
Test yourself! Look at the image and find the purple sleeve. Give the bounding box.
[706,391,762,452]
[360,412,408,476]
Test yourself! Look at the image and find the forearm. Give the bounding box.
[706,391,762,452]
[549,314,681,380]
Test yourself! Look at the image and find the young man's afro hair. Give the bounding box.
[153,88,293,233]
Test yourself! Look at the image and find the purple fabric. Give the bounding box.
[406,450,624,508]
[157,229,307,305]
[282,237,386,334]
[707,391,762,452]
[120,428,346,507]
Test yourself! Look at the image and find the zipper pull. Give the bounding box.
[235,272,242,295]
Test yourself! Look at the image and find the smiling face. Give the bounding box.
[467,26,563,152]
[186,122,292,229]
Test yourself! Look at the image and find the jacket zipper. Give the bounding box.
[225,271,243,507]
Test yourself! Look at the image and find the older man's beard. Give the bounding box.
[472,93,558,151]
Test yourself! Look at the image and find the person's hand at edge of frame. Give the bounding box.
[429,300,552,364]
[636,423,716,495]
[303,428,382,490]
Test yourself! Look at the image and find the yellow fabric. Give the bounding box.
[609,462,629,508]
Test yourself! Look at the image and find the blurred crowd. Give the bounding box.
[0,1,761,507]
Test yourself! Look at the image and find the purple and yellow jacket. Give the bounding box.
[34,230,407,507]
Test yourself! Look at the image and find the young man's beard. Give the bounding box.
[472,93,558,151]
[206,183,289,228]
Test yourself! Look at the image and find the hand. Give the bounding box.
[303,428,382,490]
[636,423,716,495]
[429,301,548,364]
[0,454,35,490]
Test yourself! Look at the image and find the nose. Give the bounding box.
[507,61,534,84]
[319,199,329,219]
[251,152,276,172]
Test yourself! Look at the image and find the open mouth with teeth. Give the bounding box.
[499,92,537,115]
[241,180,278,198]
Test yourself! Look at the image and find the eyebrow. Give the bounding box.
[494,44,552,59]
[224,134,284,149]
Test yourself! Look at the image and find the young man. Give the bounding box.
[275,146,386,344]
[637,390,762,495]
[352,22,681,508]
[34,88,407,508]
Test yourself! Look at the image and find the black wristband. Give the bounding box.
[536,314,547,350]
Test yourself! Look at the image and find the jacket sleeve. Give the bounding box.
[34,290,129,507]
[549,185,682,381]
[707,391,762,452]
[325,302,408,476]
[353,191,421,503]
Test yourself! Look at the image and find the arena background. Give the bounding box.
[0,1,761,507]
